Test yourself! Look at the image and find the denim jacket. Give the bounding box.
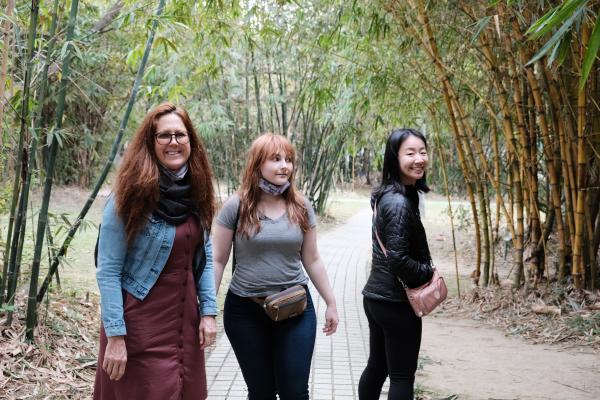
[96,196,217,337]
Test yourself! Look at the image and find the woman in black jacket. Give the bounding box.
[359,128,434,400]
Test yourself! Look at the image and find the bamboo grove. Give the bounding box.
[375,0,600,291]
[0,0,599,341]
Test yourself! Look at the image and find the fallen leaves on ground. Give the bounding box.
[440,284,600,350]
[1,291,99,399]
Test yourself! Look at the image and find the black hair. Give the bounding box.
[372,128,430,205]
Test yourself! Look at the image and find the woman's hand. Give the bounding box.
[103,336,127,380]
[301,227,339,336]
[322,304,339,336]
[199,315,217,349]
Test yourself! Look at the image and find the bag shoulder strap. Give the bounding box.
[94,224,101,268]
[374,199,437,290]
[373,200,387,257]
[375,200,409,289]
[232,198,240,274]
[374,198,434,266]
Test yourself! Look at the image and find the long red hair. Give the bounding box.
[237,133,310,238]
[115,102,216,244]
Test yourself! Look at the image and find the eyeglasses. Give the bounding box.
[155,131,190,145]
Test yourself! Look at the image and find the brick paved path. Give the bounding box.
[205,207,385,399]
[205,202,600,400]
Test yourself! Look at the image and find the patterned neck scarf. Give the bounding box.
[258,177,290,196]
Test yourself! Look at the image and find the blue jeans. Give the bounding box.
[224,288,317,400]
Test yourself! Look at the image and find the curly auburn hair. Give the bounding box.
[114,102,216,244]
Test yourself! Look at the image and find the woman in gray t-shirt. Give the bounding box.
[213,133,338,399]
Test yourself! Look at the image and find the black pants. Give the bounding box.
[358,297,422,400]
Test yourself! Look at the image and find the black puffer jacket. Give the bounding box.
[362,185,434,302]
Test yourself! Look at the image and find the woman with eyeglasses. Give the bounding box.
[94,102,217,400]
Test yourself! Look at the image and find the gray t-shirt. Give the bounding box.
[216,194,317,297]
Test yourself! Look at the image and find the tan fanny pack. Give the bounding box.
[251,285,307,321]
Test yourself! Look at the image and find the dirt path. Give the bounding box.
[418,315,599,400]
[341,199,600,400]
[414,199,600,400]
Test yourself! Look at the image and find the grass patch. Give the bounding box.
[567,312,600,336]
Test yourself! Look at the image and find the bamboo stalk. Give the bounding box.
[484,183,496,284]
[3,0,40,317]
[405,7,518,247]
[589,63,600,290]
[404,0,485,282]
[572,22,590,289]
[473,27,526,285]
[266,54,280,134]
[5,0,60,310]
[250,44,264,133]
[491,122,501,241]
[279,70,288,135]
[25,0,80,341]
[556,76,579,249]
[36,0,168,306]
[513,164,525,287]
[519,83,542,283]
[477,174,491,286]
[546,75,570,277]
[509,17,566,283]
[0,0,13,169]
[45,224,59,289]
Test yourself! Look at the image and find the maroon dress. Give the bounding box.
[94,216,207,400]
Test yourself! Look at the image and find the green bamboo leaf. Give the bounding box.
[556,29,573,65]
[118,11,132,29]
[47,128,63,147]
[59,40,71,59]
[0,11,19,27]
[70,40,84,61]
[155,36,178,54]
[526,8,583,66]
[60,214,72,228]
[526,7,560,37]
[54,224,64,236]
[470,16,492,44]
[527,0,588,40]
[547,30,571,66]
[172,21,190,31]
[126,45,144,70]
[579,13,600,90]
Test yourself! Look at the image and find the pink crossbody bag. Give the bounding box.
[374,201,447,317]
